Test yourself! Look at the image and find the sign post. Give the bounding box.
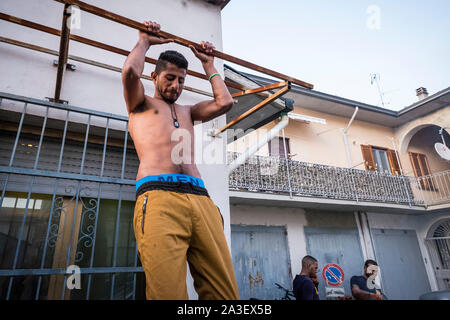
[322,263,345,300]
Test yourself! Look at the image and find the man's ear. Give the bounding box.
[151,71,157,82]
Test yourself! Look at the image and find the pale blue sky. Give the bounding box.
[221,0,450,110]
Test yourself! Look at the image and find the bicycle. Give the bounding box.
[275,282,295,300]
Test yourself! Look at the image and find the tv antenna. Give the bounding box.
[435,127,450,162]
[370,73,387,108]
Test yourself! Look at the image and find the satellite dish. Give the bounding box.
[435,142,450,161]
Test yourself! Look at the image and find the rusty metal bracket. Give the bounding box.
[231,81,289,99]
[53,60,77,71]
[213,82,291,136]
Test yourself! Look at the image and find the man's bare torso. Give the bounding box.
[129,95,200,181]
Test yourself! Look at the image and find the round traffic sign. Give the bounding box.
[322,263,345,287]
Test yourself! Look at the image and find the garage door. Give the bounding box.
[231,225,292,300]
[372,229,431,299]
[304,227,365,298]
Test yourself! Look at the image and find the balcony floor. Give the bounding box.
[229,190,450,214]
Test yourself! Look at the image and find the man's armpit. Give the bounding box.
[131,96,153,114]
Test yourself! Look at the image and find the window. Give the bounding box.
[409,152,435,190]
[372,148,391,174]
[360,145,401,175]
[0,192,144,300]
[268,137,290,158]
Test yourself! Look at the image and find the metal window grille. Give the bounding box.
[0,92,144,300]
[425,219,450,290]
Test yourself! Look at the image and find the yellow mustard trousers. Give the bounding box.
[133,189,240,300]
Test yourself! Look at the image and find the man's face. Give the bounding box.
[309,261,319,278]
[152,62,186,104]
[310,273,319,285]
[364,264,378,278]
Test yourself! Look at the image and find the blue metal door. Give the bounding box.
[372,229,431,299]
[304,227,365,298]
[231,225,292,300]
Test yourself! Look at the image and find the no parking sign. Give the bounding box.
[322,263,345,287]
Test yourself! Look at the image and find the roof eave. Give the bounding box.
[234,67,450,127]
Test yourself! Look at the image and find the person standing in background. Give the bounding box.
[293,255,320,300]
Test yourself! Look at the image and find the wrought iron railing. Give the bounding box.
[228,152,449,207]
[412,170,450,206]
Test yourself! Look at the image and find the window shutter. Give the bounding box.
[409,152,421,177]
[418,154,430,176]
[387,149,401,175]
[419,153,434,190]
[409,152,434,190]
[361,145,376,171]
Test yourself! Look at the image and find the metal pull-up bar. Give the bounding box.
[54,0,314,90]
[1,2,308,134]
[0,12,242,91]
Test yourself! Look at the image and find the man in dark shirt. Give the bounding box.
[293,255,320,300]
[351,259,386,300]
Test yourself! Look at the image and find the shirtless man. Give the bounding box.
[122,21,239,300]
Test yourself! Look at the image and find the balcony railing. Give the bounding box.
[413,170,450,206]
[228,152,450,208]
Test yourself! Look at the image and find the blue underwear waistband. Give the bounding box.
[136,174,205,191]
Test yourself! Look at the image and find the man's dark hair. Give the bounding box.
[302,255,317,268]
[154,50,188,74]
[364,259,378,268]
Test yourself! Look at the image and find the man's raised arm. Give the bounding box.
[190,42,234,123]
[122,21,172,114]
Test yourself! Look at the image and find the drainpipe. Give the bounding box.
[359,212,384,289]
[281,128,293,198]
[342,128,352,168]
[359,212,376,260]
[354,211,369,261]
[228,113,289,173]
[389,137,404,175]
[342,107,359,168]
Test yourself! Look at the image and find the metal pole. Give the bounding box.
[9,103,28,166]
[86,118,109,299]
[110,123,128,299]
[228,115,289,172]
[54,4,71,102]
[33,107,49,169]
[35,110,69,299]
[61,114,91,299]
[342,107,358,168]
[342,129,352,168]
[6,176,35,300]
[282,129,293,199]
